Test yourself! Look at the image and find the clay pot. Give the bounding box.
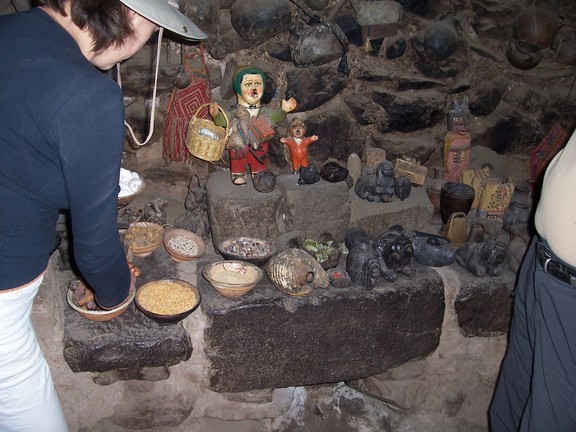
[513,7,565,53]
[423,14,459,61]
[503,185,532,231]
[426,167,446,225]
[506,40,543,70]
[440,182,475,225]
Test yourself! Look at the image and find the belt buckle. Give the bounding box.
[543,256,553,275]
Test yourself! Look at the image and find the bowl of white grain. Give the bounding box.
[163,228,206,262]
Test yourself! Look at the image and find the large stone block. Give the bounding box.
[453,264,515,337]
[275,174,351,242]
[63,247,193,373]
[349,184,433,236]
[199,254,444,392]
[206,171,284,250]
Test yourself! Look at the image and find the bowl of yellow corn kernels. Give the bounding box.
[135,279,200,323]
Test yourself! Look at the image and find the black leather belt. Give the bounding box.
[536,242,576,287]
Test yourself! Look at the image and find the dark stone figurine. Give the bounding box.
[173,175,211,241]
[354,161,412,202]
[374,226,416,279]
[345,227,400,288]
[298,163,321,185]
[346,242,382,290]
[320,161,349,183]
[455,239,507,277]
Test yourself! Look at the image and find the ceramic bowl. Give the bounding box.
[135,279,201,324]
[202,260,263,299]
[67,288,135,322]
[123,222,164,258]
[117,176,146,208]
[217,237,276,267]
[163,229,206,262]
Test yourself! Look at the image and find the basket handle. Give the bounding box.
[193,103,229,135]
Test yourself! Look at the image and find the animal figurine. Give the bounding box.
[173,175,210,241]
[346,241,383,290]
[455,239,507,277]
[298,163,321,185]
[354,161,413,202]
[143,198,169,225]
[374,226,416,279]
[345,227,398,287]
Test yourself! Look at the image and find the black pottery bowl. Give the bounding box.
[217,237,276,267]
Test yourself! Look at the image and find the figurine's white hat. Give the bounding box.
[118,0,206,40]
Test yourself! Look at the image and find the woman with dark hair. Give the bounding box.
[0,1,204,430]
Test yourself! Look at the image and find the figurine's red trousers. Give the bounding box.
[229,142,268,175]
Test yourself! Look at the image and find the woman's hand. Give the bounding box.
[282,98,297,113]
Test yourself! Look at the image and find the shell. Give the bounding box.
[266,248,329,296]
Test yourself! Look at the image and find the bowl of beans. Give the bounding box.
[217,237,276,267]
[135,279,200,323]
[163,228,206,262]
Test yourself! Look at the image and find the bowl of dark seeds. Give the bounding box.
[217,237,276,267]
[163,228,206,262]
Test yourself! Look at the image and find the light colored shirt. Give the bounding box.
[534,128,576,267]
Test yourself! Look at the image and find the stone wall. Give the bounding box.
[118,0,575,183]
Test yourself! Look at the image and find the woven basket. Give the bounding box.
[185,103,229,162]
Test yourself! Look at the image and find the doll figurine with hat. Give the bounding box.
[209,65,297,186]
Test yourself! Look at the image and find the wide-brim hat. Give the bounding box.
[118,0,206,40]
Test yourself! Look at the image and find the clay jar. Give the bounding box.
[506,40,543,70]
[424,14,459,61]
[426,167,446,225]
[440,182,475,225]
[513,7,565,53]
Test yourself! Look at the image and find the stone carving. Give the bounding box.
[455,239,507,277]
[354,161,411,202]
[173,175,210,241]
[374,226,416,279]
[345,226,417,289]
[298,163,321,185]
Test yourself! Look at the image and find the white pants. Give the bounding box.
[0,275,68,432]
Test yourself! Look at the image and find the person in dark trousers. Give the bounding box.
[0,1,204,430]
[490,126,576,431]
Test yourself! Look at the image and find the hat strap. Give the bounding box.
[117,27,164,147]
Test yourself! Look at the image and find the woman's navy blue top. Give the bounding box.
[0,8,130,308]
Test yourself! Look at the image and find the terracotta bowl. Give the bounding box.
[135,279,201,324]
[217,237,276,267]
[117,176,146,209]
[202,260,263,299]
[163,229,206,262]
[67,288,135,322]
[123,222,164,258]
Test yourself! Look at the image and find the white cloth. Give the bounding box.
[535,128,576,267]
[0,276,68,432]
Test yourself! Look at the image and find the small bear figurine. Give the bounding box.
[455,239,507,277]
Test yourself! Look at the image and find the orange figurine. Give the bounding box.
[280,118,318,175]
